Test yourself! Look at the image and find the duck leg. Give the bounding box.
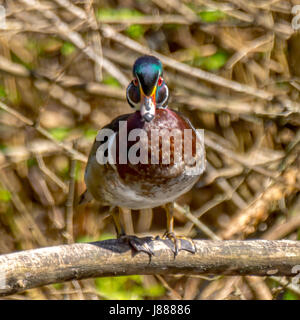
[111,206,125,237]
[111,207,154,256]
[162,202,196,256]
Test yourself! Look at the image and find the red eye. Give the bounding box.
[157,77,163,86]
[133,78,138,86]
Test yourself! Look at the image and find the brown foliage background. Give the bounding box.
[0,0,299,300]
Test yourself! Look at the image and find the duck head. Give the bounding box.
[126,55,169,122]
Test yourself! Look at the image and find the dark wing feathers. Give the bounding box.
[79,113,132,205]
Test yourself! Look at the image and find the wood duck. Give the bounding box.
[81,55,205,256]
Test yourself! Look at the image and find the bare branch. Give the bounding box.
[0,239,300,297]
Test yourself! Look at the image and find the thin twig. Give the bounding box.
[65,150,77,243]
[19,0,129,87]
[0,101,87,163]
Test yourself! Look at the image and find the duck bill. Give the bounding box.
[140,87,156,122]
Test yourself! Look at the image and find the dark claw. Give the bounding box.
[179,238,197,254]
[120,235,155,257]
[160,233,196,256]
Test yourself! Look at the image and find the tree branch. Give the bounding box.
[0,239,300,297]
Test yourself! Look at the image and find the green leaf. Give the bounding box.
[0,188,11,202]
[98,233,115,241]
[145,284,165,297]
[95,274,165,300]
[125,24,145,39]
[96,8,145,39]
[97,8,144,19]
[76,233,115,243]
[198,10,226,23]
[52,283,63,290]
[61,161,82,181]
[83,128,98,140]
[27,158,37,168]
[26,38,43,56]
[102,75,121,88]
[48,127,71,141]
[61,42,76,56]
[0,85,7,99]
[0,80,21,104]
[95,275,144,300]
[283,290,299,300]
[74,161,82,182]
[191,50,228,71]
[75,235,93,243]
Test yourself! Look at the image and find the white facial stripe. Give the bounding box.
[128,94,140,110]
[127,74,167,111]
[127,83,140,110]
[157,84,169,109]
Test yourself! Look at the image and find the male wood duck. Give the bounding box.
[81,55,205,256]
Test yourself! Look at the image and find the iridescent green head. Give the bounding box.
[133,55,163,95]
[127,55,169,122]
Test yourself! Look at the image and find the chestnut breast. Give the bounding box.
[115,108,197,183]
